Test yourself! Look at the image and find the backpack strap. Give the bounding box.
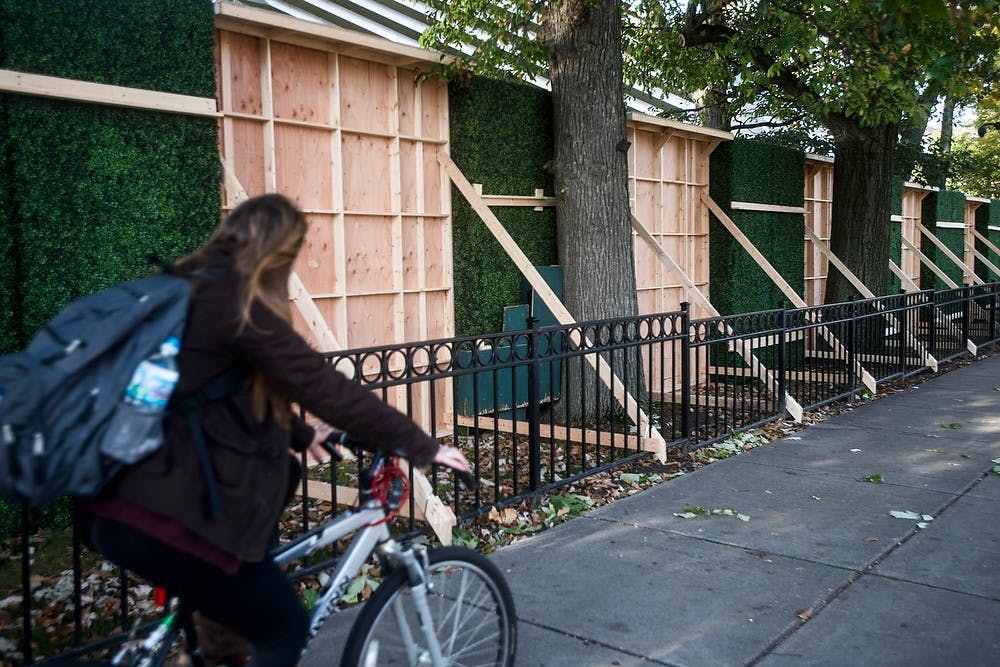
[171,367,246,521]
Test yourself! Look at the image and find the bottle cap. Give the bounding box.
[162,336,181,356]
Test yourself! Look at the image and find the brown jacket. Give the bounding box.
[107,245,438,561]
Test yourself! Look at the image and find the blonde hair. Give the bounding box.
[190,194,308,426]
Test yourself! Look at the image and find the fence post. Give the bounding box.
[927,290,937,358]
[778,303,787,416]
[526,315,542,495]
[899,291,908,373]
[680,302,692,447]
[991,284,998,344]
[847,295,858,393]
[962,286,972,351]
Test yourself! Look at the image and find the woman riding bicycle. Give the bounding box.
[82,193,470,667]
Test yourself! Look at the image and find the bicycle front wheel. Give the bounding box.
[340,546,516,667]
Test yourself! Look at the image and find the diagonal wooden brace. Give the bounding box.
[703,194,876,394]
[442,153,668,462]
[630,214,804,421]
[803,227,936,372]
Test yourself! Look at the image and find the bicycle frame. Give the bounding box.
[273,498,391,643]
[116,492,445,666]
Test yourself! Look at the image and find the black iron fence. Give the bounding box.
[6,283,1000,663]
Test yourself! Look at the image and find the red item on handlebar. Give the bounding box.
[367,459,410,526]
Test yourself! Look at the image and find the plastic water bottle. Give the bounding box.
[101,337,181,464]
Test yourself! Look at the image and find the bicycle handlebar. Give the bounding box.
[319,432,477,490]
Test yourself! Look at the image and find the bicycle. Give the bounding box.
[99,433,517,667]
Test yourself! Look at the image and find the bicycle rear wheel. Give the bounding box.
[340,546,516,666]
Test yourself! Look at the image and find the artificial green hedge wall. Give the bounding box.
[0,0,220,351]
[973,201,991,281]
[449,77,557,336]
[0,0,220,533]
[709,138,805,315]
[919,190,966,290]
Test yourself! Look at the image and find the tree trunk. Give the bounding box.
[824,119,897,304]
[937,96,955,190]
[543,0,642,425]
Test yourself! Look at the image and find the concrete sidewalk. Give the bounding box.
[305,355,1000,666]
[494,355,1000,666]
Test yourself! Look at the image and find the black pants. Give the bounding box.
[86,516,310,667]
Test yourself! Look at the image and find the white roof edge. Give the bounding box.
[215,1,451,66]
[626,111,733,140]
[903,182,940,192]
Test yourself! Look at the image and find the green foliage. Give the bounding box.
[421,2,549,82]
[0,96,17,354]
[0,0,220,345]
[709,139,805,315]
[633,1,999,132]
[449,77,557,335]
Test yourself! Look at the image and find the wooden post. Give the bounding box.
[803,226,936,372]
[630,213,804,421]
[441,153,669,462]
[703,194,877,394]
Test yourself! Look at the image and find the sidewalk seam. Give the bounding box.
[743,467,995,666]
[515,617,682,666]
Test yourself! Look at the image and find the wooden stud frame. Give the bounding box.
[214,4,457,543]
[215,6,454,429]
[804,156,834,305]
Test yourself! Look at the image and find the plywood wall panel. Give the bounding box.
[803,158,833,305]
[338,56,392,133]
[225,32,263,115]
[343,216,395,293]
[341,134,392,211]
[347,294,397,347]
[297,214,339,295]
[274,125,333,209]
[229,118,266,198]
[269,42,330,122]
[420,80,447,140]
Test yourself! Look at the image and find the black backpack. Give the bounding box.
[0,272,239,508]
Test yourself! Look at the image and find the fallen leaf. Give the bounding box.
[941,422,963,429]
[890,510,921,520]
[865,536,879,542]
[849,448,862,453]
[857,474,884,484]
[796,607,814,621]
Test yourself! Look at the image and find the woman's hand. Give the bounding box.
[433,445,471,472]
[305,423,336,463]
